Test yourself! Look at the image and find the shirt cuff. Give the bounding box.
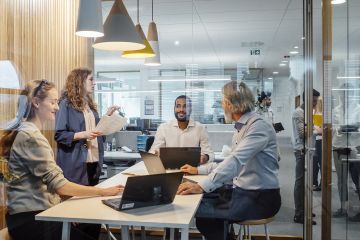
[197,165,209,175]
[198,177,217,193]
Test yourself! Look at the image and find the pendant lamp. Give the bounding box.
[76,0,104,37]
[144,0,161,66]
[122,0,155,58]
[93,0,145,51]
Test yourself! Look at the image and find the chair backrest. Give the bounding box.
[145,136,155,152]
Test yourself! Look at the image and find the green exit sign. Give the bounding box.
[250,49,261,55]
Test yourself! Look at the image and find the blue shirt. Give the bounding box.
[199,111,280,192]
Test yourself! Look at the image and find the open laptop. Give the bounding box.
[102,172,183,211]
[160,147,201,169]
[140,151,198,184]
[140,151,166,174]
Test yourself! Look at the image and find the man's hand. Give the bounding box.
[180,164,198,175]
[177,182,203,195]
[200,154,209,164]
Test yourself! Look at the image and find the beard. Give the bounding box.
[175,112,189,122]
[224,111,233,124]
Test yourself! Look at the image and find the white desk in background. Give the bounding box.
[104,151,141,160]
[36,161,205,240]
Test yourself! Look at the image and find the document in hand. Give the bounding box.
[95,114,127,135]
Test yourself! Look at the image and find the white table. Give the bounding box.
[104,151,141,160]
[36,162,205,240]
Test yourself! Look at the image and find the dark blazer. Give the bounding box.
[55,98,105,185]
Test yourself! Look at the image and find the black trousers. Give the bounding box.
[87,162,100,186]
[313,139,322,186]
[195,186,281,240]
[6,211,100,240]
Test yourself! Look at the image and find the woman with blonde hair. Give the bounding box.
[55,68,118,186]
[2,80,122,240]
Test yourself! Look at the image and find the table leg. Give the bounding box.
[170,228,175,240]
[121,225,130,240]
[181,227,189,240]
[61,222,71,240]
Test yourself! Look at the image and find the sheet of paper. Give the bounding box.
[95,114,127,135]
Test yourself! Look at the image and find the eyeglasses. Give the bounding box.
[33,80,49,97]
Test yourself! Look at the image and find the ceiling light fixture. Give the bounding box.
[76,0,104,37]
[144,0,161,66]
[273,72,279,75]
[289,51,299,54]
[96,90,159,93]
[172,89,221,93]
[279,63,287,67]
[294,46,299,49]
[174,40,180,46]
[122,0,155,58]
[93,0,145,51]
[268,77,273,80]
[148,76,231,82]
[331,0,346,4]
[281,60,289,63]
[336,76,360,79]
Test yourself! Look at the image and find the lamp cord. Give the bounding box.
[152,0,154,21]
[137,0,139,24]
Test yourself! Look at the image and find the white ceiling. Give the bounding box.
[94,0,360,77]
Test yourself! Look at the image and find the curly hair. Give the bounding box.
[61,68,97,112]
[222,81,255,114]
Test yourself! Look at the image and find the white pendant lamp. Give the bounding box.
[93,0,145,51]
[76,0,104,38]
[145,0,161,66]
[122,0,155,58]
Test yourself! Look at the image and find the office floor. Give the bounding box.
[100,137,360,239]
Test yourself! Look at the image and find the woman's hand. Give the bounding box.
[74,131,102,141]
[106,105,120,116]
[180,164,198,175]
[177,182,203,195]
[100,185,124,196]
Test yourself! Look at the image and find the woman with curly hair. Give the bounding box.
[55,68,118,187]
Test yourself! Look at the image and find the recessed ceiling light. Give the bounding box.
[301,37,305,40]
[290,51,299,54]
[174,40,180,46]
[294,46,299,49]
[331,0,346,4]
[281,60,288,63]
[273,72,279,75]
[279,63,287,67]
[268,77,273,80]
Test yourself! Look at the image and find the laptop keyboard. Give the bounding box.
[103,197,122,209]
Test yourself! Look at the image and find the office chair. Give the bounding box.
[145,136,155,152]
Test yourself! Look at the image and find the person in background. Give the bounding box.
[149,95,214,164]
[255,91,274,124]
[332,84,360,219]
[312,98,323,191]
[291,89,320,224]
[55,68,118,186]
[178,81,281,240]
[1,80,122,240]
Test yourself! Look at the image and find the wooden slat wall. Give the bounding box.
[0,0,93,229]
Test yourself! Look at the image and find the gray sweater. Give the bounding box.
[7,122,69,215]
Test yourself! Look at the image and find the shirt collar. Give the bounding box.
[171,119,195,128]
[234,111,256,130]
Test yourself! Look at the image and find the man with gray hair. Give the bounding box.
[178,81,281,240]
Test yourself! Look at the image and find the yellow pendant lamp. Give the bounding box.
[122,0,155,58]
